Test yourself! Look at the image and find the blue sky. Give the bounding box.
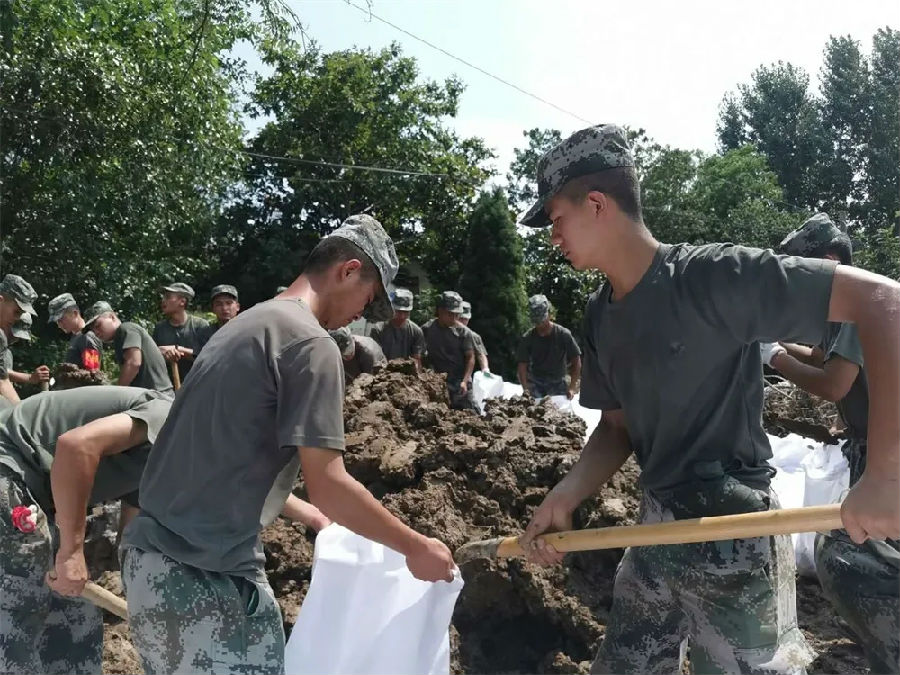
[234,0,897,177]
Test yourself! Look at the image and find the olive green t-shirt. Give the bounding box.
[342,336,386,384]
[517,323,581,387]
[0,386,172,513]
[64,331,104,370]
[581,243,836,493]
[152,314,210,382]
[422,319,475,383]
[123,299,346,581]
[114,322,174,396]
[470,330,487,357]
[370,320,425,360]
[820,322,868,440]
[195,321,225,354]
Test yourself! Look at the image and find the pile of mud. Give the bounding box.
[764,377,840,443]
[53,363,107,389]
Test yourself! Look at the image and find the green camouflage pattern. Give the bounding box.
[328,326,355,357]
[460,301,472,320]
[522,124,634,227]
[10,314,32,341]
[326,214,399,322]
[436,290,464,313]
[591,486,813,674]
[210,284,239,301]
[528,294,551,323]
[391,287,414,311]
[275,286,288,295]
[0,467,102,674]
[123,548,284,675]
[779,213,848,257]
[0,274,38,317]
[47,293,78,324]
[162,282,195,301]
[83,300,114,328]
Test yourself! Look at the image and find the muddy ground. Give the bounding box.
[96,363,864,674]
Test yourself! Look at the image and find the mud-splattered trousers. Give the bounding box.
[592,476,813,674]
[815,438,900,674]
[0,466,102,675]
[122,547,284,675]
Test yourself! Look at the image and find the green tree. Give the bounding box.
[505,127,562,213]
[458,188,527,379]
[212,42,493,304]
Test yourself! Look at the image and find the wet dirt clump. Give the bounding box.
[54,363,108,389]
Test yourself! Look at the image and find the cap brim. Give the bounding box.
[15,299,37,317]
[391,302,413,311]
[364,292,394,322]
[11,329,30,340]
[520,197,551,228]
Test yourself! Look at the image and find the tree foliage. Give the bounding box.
[458,188,527,379]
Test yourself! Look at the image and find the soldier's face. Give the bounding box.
[0,297,23,329]
[57,309,80,334]
[392,309,409,325]
[437,308,459,327]
[92,314,118,342]
[546,192,605,270]
[323,260,378,329]
[211,295,239,323]
[160,292,185,314]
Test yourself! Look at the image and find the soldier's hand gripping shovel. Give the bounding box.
[82,581,128,619]
[455,503,843,563]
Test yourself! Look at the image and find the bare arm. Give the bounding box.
[48,413,148,595]
[117,347,142,386]
[827,265,900,541]
[520,409,632,565]
[412,354,423,373]
[8,366,50,386]
[299,446,454,581]
[517,362,530,392]
[460,350,475,392]
[770,352,860,402]
[779,342,823,367]
[280,493,331,531]
[0,377,20,404]
[567,356,582,398]
[477,353,489,372]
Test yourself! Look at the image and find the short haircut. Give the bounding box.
[303,236,379,280]
[557,166,643,221]
[812,236,853,265]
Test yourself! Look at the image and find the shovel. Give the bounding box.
[455,503,842,564]
[83,581,128,619]
[168,360,181,391]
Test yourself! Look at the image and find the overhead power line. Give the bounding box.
[344,1,594,126]
[240,149,457,178]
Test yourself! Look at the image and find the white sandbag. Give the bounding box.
[571,394,603,445]
[285,525,463,675]
[472,371,504,413]
[500,381,524,399]
[795,443,849,578]
[547,395,573,414]
[768,433,817,473]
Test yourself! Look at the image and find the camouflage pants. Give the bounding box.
[122,547,284,674]
[592,485,813,674]
[528,378,568,399]
[0,466,102,675]
[815,530,899,673]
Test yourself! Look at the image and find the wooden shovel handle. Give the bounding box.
[83,581,128,619]
[169,360,181,390]
[456,503,843,563]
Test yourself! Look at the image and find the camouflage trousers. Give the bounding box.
[528,378,568,399]
[592,484,813,674]
[122,547,284,674]
[0,465,102,675]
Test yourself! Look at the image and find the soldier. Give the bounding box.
[517,294,582,399]
[85,301,173,396]
[328,326,386,384]
[0,274,38,406]
[48,292,104,371]
[6,314,51,388]
[422,291,476,410]
[369,288,425,370]
[196,284,240,353]
[121,215,454,675]
[0,385,172,674]
[153,282,209,384]
[458,301,489,372]
[764,212,898,673]
[516,125,900,674]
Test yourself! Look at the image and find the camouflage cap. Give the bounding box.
[391,287,414,311]
[11,313,32,341]
[275,286,289,295]
[83,300,114,328]
[48,292,78,323]
[779,212,849,258]
[0,274,38,316]
[460,301,472,320]
[328,327,355,357]
[326,214,399,322]
[436,291,464,313]
[162,282,195,301]
[528,294,551,323]
[210,284,239,301]
[521,124,634,228]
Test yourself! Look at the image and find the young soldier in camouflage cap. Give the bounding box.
[0,385,172,673]
[422,291,477,410]
[458,300,489,372]
[0,274,38,405]
[517,294,581,399]
[518,125,900,674]
[122,213,453,675]
[153,281,209,384]
[370,288,426,371]
[48,292,104,371]
[196,284,240,354]
[328,326,387,384]
[6,314,51,388]
[763,213,898,672]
